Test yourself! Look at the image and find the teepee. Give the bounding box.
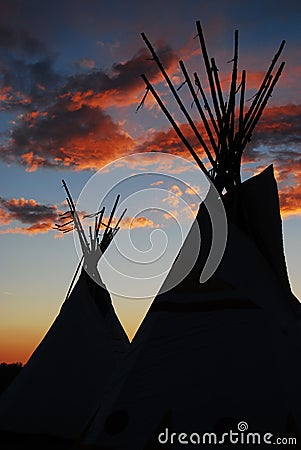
[83,22,301,449]
[0,181,129,440]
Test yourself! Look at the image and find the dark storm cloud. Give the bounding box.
[247,105,301,150]
[0,26,60,110]
[0,20,177,112]
[63,43,177,108]
[0,196,61,235]
[0,27,48,56]
[0,196,58,224]
[0,38,178,171]
[0,97,135,171]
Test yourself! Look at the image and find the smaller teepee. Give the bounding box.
[0,180,129,440]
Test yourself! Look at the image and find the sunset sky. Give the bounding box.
[0,0,300,363]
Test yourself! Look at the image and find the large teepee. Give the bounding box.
[83,22,301,449]
[0,182,129,440]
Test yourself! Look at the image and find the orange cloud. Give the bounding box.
[0,86,31,109]
[67,88,139,110]
[125,216,155,229]
[150,180,164,186]
[253,104,301,134]
[185,185,201,195]
[0,86,12,102]
[279,184,301,217]
[170,184,183,196]
[0,208,11,226]
[3,101,136,171]
[95,215,155,230]
[63,43,178,110]
[162,184,184,208]
[0,197,59,235]
[0,222,54,235]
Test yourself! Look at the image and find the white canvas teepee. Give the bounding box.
[0,183,129,440]
[81,22,301,449]
[83,166,301,450]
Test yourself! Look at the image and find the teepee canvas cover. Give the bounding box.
[0,184,129,440]
[84,166,301,449]
[82,22,301,449]
[0,270,128,439]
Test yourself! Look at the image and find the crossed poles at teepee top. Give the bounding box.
[54,180,126,299]
[138,21,285,194]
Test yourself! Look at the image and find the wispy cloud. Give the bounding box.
[150,180,164,186]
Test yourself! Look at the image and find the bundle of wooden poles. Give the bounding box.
[53,180,126,299]
[139,21,285,194]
